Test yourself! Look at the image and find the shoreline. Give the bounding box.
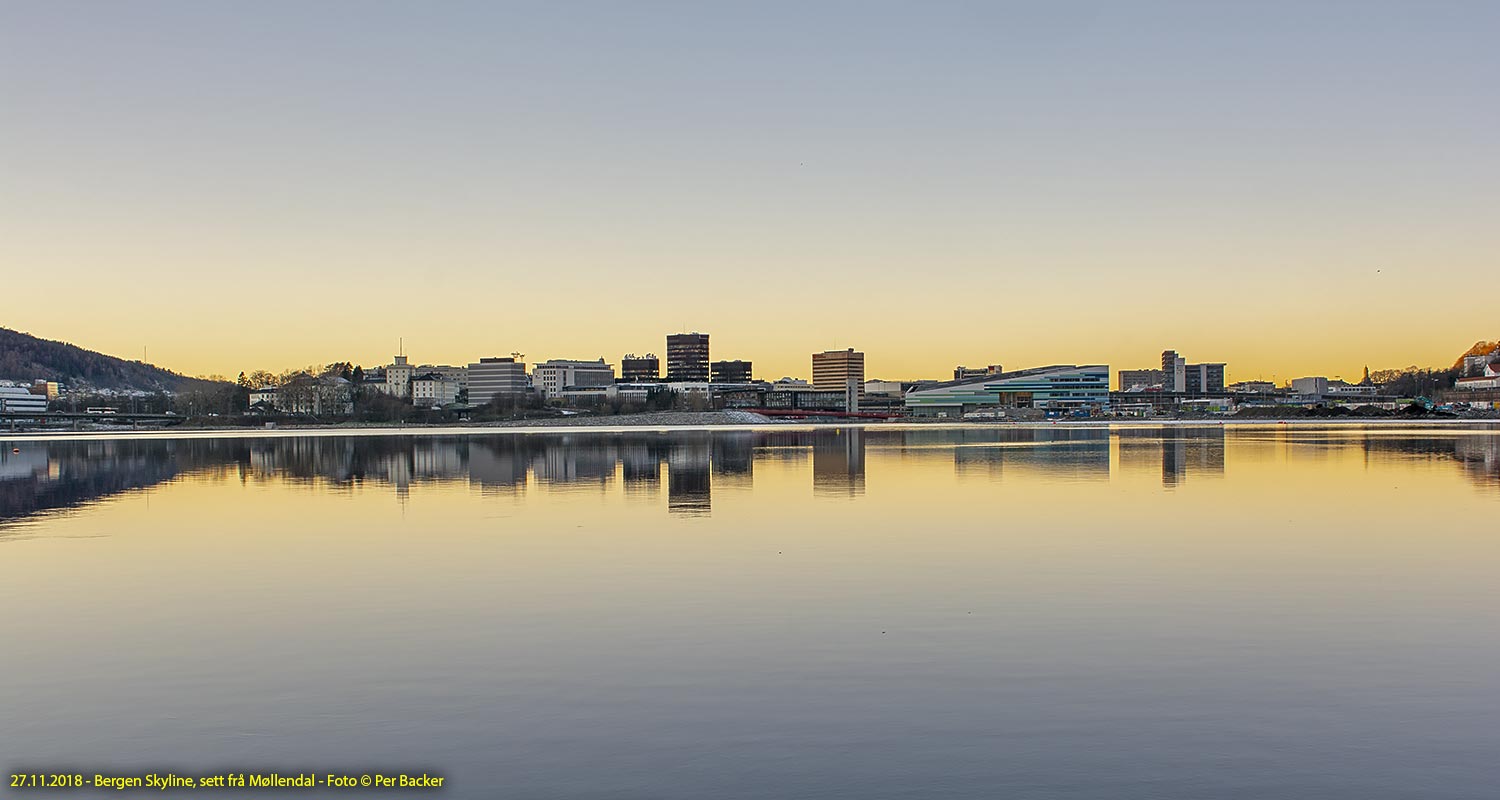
[4,413,1498,442]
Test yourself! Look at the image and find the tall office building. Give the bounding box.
[666,333,710,382]
[467,357,528,405]
[621,354,660,382]
[813,348,865,410]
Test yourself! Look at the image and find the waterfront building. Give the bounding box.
[812,349,865,411]
[467,357,528,405]
[621,354,660,382]
[864,379,904,397]
[710,360,753,383]
[1229,380,1277,394]
[904,365,1110,416]
[533,359,615,398]
[1290,376,1328,400]
[666,333,710,382]
[30,380,60,400]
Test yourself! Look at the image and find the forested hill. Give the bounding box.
[0,327,211,392]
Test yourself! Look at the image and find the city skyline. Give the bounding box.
[4,2,1496,382]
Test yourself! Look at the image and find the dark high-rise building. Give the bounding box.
[666,333,710,382]
[621,353,660,382]
[710,359,753,383]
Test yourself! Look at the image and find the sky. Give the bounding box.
[2,1,1496,384]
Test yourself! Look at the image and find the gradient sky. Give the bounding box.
[2,1,1496,384]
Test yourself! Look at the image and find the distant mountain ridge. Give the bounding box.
[0,326,211,392]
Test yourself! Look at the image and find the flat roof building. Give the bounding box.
[621,354,660,382]
[1119,369,1165,391]
[1160,350,1225,395]
[468,357,528,405]
[710,360,753,383]
[533,359,615,398]
[666,333,710,382]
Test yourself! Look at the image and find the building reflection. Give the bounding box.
[948,427,1111,481]
[813,429,866,497]
[667,435,712,516]
[5,427,1499,526]
[1114,426,1226,487]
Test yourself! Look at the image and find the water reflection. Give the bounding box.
[1117,426,1227,488]
[3,425,1500,526]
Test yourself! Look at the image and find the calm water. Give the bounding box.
[2,425,1499,799]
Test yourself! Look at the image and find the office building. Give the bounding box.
[1159,350,1226,394]
[813,348,865,412]
[1119,369,1165,391]
[533,359,615,398]
[0,386,48,414]
[666,333,710,382]
[710,360,753,383]
[467,357,528,405]
[621,354,660,382]
[904,365,1110,416]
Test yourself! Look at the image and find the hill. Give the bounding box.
[0,326,213,393]
[1453,340,1500,370]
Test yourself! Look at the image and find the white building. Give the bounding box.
[0,386,47,414]
[247,386,278,411]
[411,373,462,407]
[532,359,615,398]
[383,355,414,398]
